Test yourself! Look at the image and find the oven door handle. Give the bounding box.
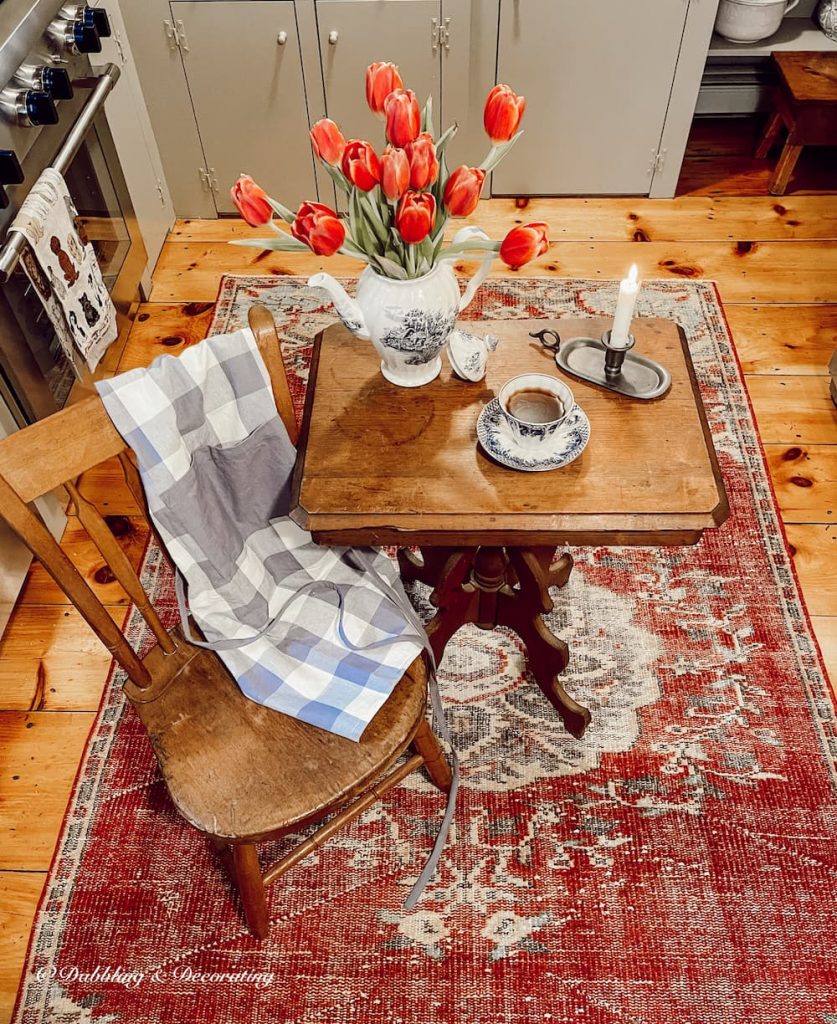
[0,62,122,285]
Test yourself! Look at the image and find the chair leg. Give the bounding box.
[231,843,270,939]
[755,109,784,158]
[769,139,803,196]
[412,718,452,794]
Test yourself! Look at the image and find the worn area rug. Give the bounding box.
[13,277,837,1024]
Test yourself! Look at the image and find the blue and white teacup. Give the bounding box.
[498,373,575,453]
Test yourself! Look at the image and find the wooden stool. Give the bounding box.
[755,51,837,195]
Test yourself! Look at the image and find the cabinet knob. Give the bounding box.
[328,30,338,45]
[276,30,287,45]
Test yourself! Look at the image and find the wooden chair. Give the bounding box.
[0,304,452,939]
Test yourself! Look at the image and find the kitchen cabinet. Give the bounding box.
[315,0,442,141]
[122,0,721,208]
[492,0,692,195]
[169,1,317,212]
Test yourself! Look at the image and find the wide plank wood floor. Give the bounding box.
[1,185,836,1017]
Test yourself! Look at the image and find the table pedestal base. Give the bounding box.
[398,546,592,739]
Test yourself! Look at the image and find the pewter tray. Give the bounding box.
[555,336,672,400]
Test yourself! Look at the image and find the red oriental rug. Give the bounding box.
[12,277,837,1024]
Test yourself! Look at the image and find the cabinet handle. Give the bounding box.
[328,30,338,45]
[276,30,287,45]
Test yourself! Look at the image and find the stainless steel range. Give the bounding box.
[0,0,148,422]
[0,0,149,632]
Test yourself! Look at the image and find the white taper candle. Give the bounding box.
[610,264,640,349]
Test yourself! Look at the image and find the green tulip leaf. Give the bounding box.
[372,253,408,279]
[421,95,434,138]
[230,235,309,252]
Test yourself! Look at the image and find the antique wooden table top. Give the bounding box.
[290,316,728,547]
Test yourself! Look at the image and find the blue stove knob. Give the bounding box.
[82,6,112,38]
[72,20,102,53]
[25,90,59,127]
[42,67,74,101]
[0,151,24,186]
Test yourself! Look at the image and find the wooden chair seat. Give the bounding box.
[0,305,452,939]
[129,632,428,842]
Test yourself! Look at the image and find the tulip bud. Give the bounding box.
[396,190,436,245]
[381,146,410,202]
[443,165,487,218]
[384,89,421,149]
[230,174,272,228]
[310,118,346,166]
[499,222,549,270]
[341,140,382,192]
[366,62,403,118]
[291,201,346,257]
[404,132,439,191]
[484,84,526,143]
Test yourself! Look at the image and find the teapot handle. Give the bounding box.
[784,0,799,11]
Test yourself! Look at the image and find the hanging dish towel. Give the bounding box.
[12,168,117,372]
[95,324,426,742]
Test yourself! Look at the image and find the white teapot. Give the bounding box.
[309,227,494,388]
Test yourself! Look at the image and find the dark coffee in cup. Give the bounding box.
[507,388,565,424]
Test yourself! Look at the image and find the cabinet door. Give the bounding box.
[315,1,441,142]
[492,0,689,196]
[171,1,317,213]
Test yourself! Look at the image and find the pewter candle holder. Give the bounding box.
[553,329,672,400]
[602,330,636,381]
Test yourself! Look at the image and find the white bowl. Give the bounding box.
[715,0,799,43]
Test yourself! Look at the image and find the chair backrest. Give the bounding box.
[0,304,299,690]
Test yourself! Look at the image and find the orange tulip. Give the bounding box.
[443,165,486,218]
[499,222,549,270]
[291,201,346,256]
[396,190,436,245]
[405,132,439,190]
[381,146,410,202]
[484,84,526,143]
[384,89,421,149]
[341,140,381,191]
[230,174,272,228]
[310,118,346,165]
[366,62,403,117]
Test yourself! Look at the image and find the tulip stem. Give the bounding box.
[478,131,524,173]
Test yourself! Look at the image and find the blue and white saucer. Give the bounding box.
[476,399,591,472]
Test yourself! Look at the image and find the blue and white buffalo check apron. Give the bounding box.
[97,325,458,906]
[96,326,427,740]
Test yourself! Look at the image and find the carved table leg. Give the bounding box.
[400,548,478,668]
[399,545,592,739]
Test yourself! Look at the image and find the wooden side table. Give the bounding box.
[755,51,837,195]
[291,317,728,740]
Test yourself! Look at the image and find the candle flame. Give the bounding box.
[628,264,639,285]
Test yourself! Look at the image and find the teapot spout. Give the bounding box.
[308,272,370,340]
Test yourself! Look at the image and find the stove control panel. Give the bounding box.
[0,3,113,196]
